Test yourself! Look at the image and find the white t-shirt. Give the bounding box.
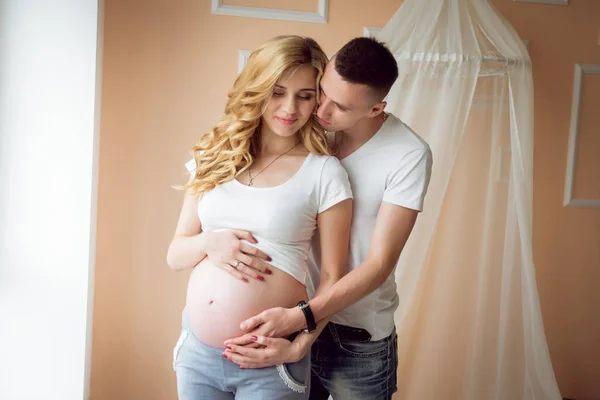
[306,114,433,340]
[186,153,353,285]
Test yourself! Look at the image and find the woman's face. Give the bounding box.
[262,64,318,138]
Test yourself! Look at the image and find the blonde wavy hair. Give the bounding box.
[184,35,330,195]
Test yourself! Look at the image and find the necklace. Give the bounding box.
[247,141,299,186]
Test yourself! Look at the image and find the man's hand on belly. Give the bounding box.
[202,230,272,281]
[225,306,305,344]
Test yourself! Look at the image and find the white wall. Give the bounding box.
[0,1,103,399]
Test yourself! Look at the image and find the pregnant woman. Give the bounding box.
[166,35,353,399]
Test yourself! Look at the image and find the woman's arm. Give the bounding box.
[166,192,205,271]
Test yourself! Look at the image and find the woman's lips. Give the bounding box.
[276,117,297,126]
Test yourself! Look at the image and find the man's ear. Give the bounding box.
[368,101,387,118]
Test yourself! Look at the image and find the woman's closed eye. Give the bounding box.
[272,90,313,101]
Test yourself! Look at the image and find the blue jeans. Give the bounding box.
[310,323,398,400]
[174,310,310,399]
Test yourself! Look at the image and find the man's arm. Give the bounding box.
[309,202,418,322]
[234,202,419,338]
[308,145,432,319]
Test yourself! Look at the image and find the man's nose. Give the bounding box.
[317,99,331,119]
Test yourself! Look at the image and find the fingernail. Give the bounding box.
[267,257,273,262]
[226,346,232,350]
[242,277,248,282]
[251,336,258,342]
[265,269,272,274]
[257,275,264,281]
[222,354,228,358]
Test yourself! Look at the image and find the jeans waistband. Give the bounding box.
[329,322,372,343]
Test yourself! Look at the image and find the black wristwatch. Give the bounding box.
[297,300,317,333]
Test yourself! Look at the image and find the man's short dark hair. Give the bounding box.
[334,37,398,103]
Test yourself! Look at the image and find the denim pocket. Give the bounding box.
[276,353,309,393]
[172,329,188,371]
[337,336,390,359]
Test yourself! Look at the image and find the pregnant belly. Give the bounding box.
[185,258,308,348]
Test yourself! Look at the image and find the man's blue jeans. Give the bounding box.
[310,323,398,400]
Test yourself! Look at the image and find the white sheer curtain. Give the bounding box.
[378,1,562,398]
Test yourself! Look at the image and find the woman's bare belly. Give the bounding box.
[185,258,308,348]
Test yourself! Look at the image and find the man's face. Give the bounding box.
[316,59,379,132]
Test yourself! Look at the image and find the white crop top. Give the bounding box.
[185,153,352,285]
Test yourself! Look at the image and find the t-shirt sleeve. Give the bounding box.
[318,157,353,213]
[184,158,197,184]
[186,150,206,175]
[382,147,433,212]
[185,158,197,174]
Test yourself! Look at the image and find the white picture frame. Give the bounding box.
[363,26,383,38]
[513,0,568,4]
[212,0,328,24]
[238,50,252,74]
[563,63,600,208]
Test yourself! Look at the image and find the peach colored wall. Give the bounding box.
[90,1,600,399]
[494,2,600,400]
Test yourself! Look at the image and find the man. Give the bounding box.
[218,37,432,399]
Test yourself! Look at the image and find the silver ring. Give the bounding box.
[234,261,241,269]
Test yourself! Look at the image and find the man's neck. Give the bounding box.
[337,112,388,157]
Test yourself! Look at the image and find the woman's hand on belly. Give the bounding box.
[201,230,273,281]
[222,335,303,369]
[225,306,306,345]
